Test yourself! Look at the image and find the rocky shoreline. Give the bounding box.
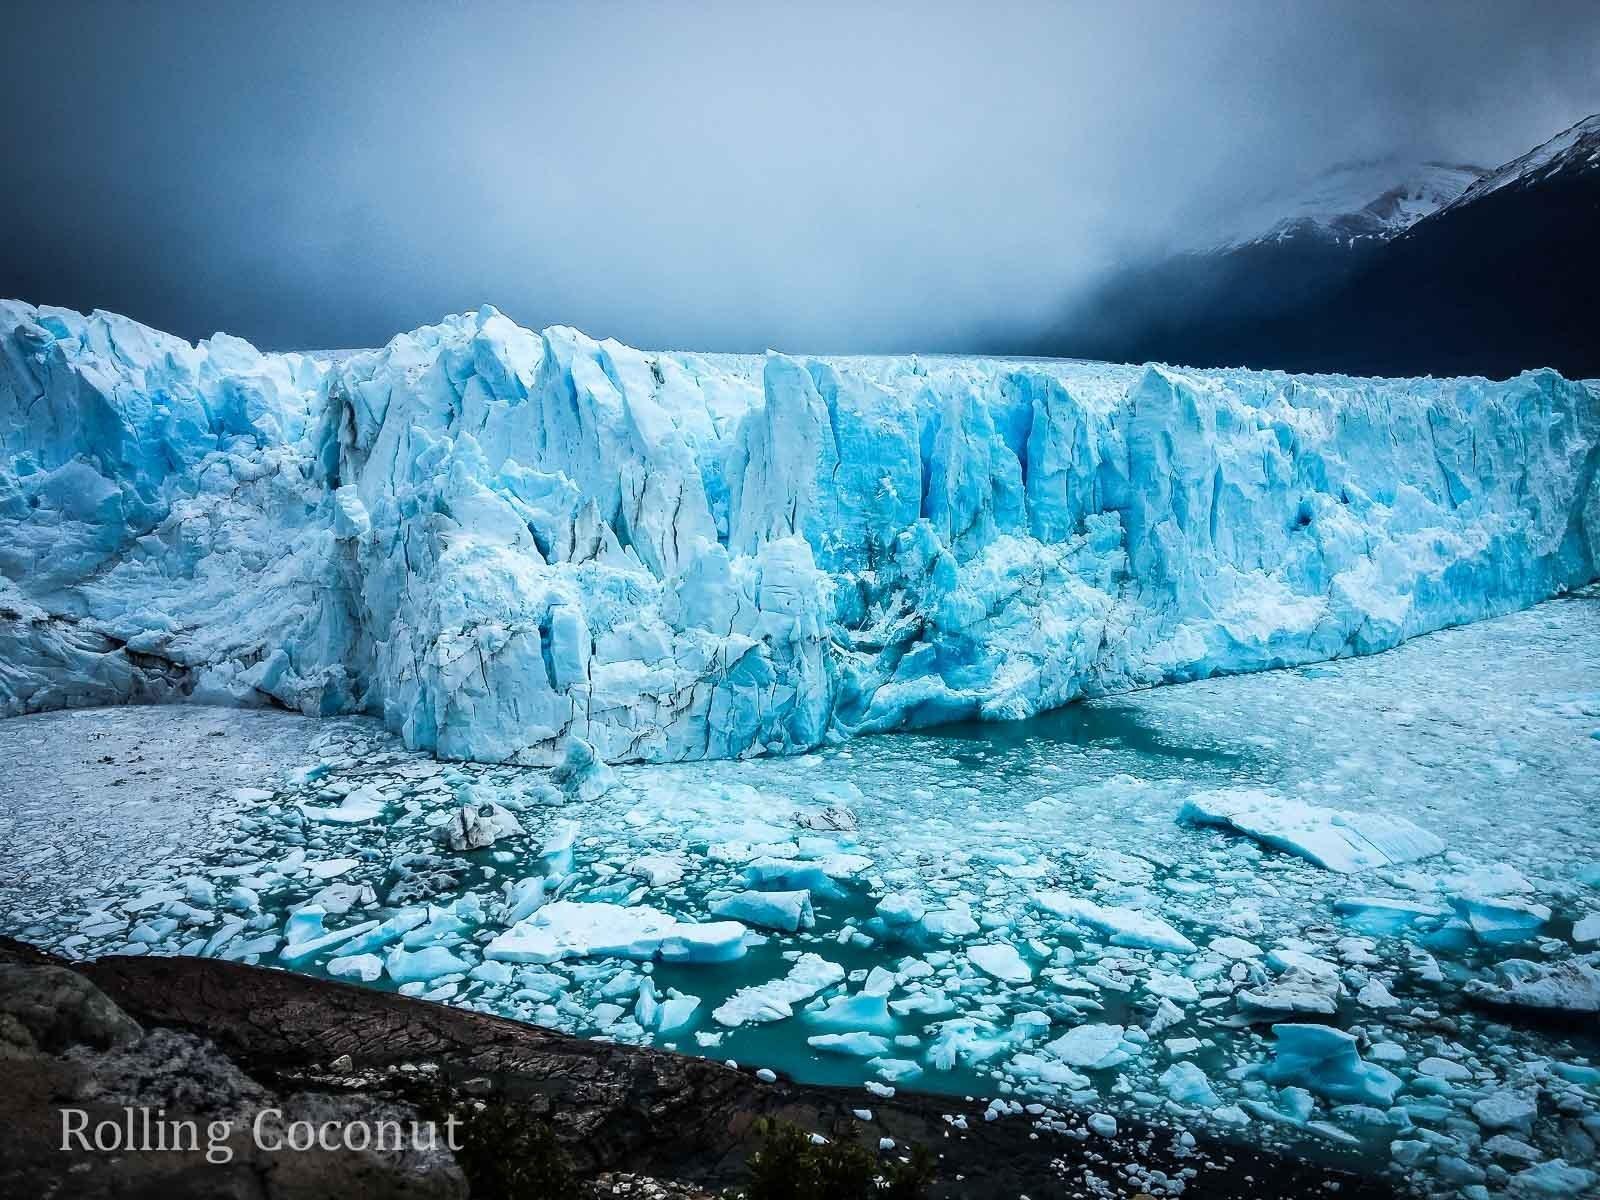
[0,937,1397,1199]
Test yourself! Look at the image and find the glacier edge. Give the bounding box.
[2,298,1597,764]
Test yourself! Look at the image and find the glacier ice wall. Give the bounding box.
[3,299,1597,763]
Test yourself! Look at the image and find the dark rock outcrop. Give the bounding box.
[0,937,1398,1199]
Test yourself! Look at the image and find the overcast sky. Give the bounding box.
[3,1,1596,352]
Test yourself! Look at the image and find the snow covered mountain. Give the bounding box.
[3,301,1597,764]
[1438,112,1600,214]
[1208,158,1486,252]
[1052,114,1600,380]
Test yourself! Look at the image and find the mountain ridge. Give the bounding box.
[1049,113,1600,380]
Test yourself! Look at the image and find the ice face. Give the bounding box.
[4,300,1598,763]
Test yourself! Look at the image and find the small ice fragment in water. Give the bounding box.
[1034,893,1196,954]
[968,942,1033,984]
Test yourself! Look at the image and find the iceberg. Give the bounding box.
[708,889,815,932]
[712,953,845,1026]
[1465,956,1600,1014]
[1045,1022,1133,1070]
[1178,789,1446,872]
[1034,892,1197,954]
[483,900,747,965]
[3,300,1597,763]
[1263,1023,1402,1107]
[968,942,1034,983]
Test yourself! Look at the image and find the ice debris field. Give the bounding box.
[3,596,1598,1198]
[2,300,1600,1197]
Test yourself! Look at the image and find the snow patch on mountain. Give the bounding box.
[1206,158,1487,252]
[1439,113,1600,214]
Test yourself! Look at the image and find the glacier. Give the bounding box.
[2,299,1597,764]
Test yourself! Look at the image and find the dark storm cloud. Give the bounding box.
[2,1,1596,352]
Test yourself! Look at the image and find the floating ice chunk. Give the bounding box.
[307,858,359,880]
[300,785,387,825]
[1483,1135,1542,1163]
[285,906,331,946]
[1159,1061,1220,1108]
[1210,936,1262,960]
[1471,1091,1537,1133]
[889,991,957,1018]
[311,882,370,916]
[862,966,896,995]
[1465,957,1600,1014]
[1357,979,1401,1009]
[919,905,980,939]
[867,1057,924,1084]
[385,944,471,984]
[1007,1052,1091,1090]
[338,908,428,956]
[436,803,523,851]
[809,1032,892,1057]
[1508,1160,1598,1198]
[326,953,384,982]
[484,901,747,965]
[1034,892,1196,954]
[794,805,857,832]
[628,854,686,887]
[709,889,815,932]
[503,876,548,924]
[1263,1024,1401,1106]
[1333,895,1446,936]
[968,943,1032,984]
[741,858,844,898]
[531,824,577,882]
[278,910,380,965]
[1444,862,1533,896]
[1418,1056,1471,1081]
[1449,893,1551,944]
[656,990,702,1034]
[806,992,897,1036]
[469,960,513,985]
[1237,967,1342,1019]
[876,892,927,926]
[1046,1023,1130,1070]
[1575,913,1600,944]
[1146,972,1199,1003]
[926,1019,1016,1071]
[550,738,616,802]
[713,953,845,1026]
[1179,789,1444,872]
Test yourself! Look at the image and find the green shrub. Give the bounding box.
[394,1080,579,1200]
[450,1101,580,1200]
[734,1118,934,1200]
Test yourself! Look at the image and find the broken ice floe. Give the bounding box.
[1178,789,1446,872]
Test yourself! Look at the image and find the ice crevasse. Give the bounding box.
[2,299,1597,764]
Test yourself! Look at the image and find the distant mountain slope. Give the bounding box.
[1210,158,1486,251]
[1051,116,1599,380]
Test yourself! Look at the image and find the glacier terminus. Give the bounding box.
[3,300,1596,764]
